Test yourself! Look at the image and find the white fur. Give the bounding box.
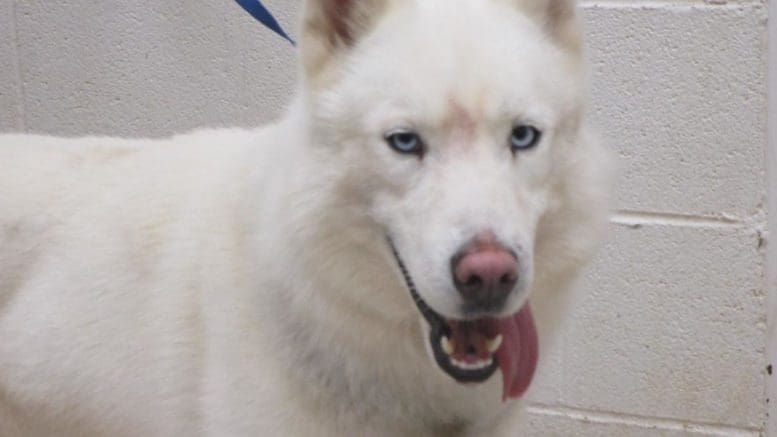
[0,0,612,435]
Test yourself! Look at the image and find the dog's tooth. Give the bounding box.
[486,334,503,353]
[475,358,491,369]
[441,336,455,355]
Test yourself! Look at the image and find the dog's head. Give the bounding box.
[296,0,611,399]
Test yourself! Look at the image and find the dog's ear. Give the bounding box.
[300,0,386,81]
[520,0,583,53]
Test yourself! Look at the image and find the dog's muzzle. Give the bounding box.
[386,236,539,400]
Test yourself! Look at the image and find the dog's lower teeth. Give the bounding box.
[486,334,503,353]
[450,357,493,371]
[441,336,455,355]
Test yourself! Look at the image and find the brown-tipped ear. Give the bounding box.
[300,0,387,80]
[521,0,583,53]
[546,0,583,53]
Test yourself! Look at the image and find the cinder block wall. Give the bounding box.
[0,0,770,435]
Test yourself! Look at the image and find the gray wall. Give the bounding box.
[0,0,769,435]
[1,0,300,136]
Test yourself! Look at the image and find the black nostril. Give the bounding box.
[465,275,483,286]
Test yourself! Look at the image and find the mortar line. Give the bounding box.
[582,0,763,9]
[10,0,27,131]
[610,210,746,228]
[527,404,762,436]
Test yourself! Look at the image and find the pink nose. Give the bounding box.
[451,232,518,311]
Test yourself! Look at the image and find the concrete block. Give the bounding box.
[563,223,766,428]
[15,0,299,137]
[585,4,767,217]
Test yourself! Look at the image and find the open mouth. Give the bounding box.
[388,238,538,400]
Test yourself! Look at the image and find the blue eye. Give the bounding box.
[386,131,424,156]
[510,125,541,151]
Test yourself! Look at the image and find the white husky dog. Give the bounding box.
[0,0,611,435]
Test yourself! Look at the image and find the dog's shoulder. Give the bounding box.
[0,128,267,293]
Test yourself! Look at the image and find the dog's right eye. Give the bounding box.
[385,131,424,156]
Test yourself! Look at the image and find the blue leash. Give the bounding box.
[233,0,295,46]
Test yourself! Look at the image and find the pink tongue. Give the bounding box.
[494,304,538,400]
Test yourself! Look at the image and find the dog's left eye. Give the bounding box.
[510,125,541,151]
[385,131,424,156]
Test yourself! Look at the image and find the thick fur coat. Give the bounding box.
[0,0,612,435]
